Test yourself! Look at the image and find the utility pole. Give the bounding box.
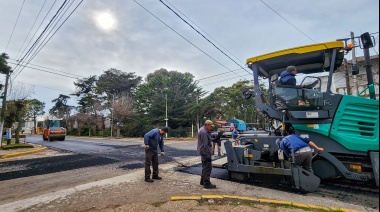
[110,94,114,138]
[196,93,199,131]
[351,31,359,95]
[343,58,352,95]
[165,93,168,138]
[0,71,11,146]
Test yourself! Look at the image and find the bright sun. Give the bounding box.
[94,11,117,31]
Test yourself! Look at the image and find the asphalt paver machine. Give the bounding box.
[225,32,379,192]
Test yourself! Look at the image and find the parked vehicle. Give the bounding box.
[217,121,234,137]
[228,119,247,131]
[217,118,247,137]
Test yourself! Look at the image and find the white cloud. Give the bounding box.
[0,0,378,114]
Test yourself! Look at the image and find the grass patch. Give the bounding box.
[1,143,34,150]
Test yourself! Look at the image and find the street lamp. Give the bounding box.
[164,92,168,138]
[110,94,115,138]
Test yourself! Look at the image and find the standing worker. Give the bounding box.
[231,126,240,145]
[144,127,168,182]
[211,129,224,156]
[197,120,217,189]
[276,133,324,172]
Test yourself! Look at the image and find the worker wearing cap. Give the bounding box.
[276,134,324,172]
[197,120,217,189]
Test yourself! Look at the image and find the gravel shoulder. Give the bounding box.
[1,155,377,212]
[1,137,378,212]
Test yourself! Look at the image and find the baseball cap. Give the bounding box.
[205,120,215,127]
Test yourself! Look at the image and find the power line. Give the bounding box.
[333,75,346,85]
[133,0,243,78]
[161,0,251,76]
[13,0,84,81]
[197,68,245,81]
[12,0,69,75]
[8,61,81,79]
[14,0,48,60]
[372,34,379,56]
[165,0,245,65]
[259,0,316,43]
[16,80,73,93]
[24,0,76,65]
[199,73,252,87]
[13,0,70,77]
[13,0,58,67]
[4,0,26,53]
[9,58,85,78]
[159,0,250,76]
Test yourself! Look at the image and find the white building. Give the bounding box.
[334,55,379,98]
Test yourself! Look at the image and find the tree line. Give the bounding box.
[1,53,271,141]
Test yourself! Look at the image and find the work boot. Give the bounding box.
[152,176,162,180]
[145,178,154,182]
[203,183,216,189]
[200,179,204,185]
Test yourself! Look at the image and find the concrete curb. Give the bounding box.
[170,195,361,212]
[1,147,48,159]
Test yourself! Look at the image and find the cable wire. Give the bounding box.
[259,0,316,43]
[197,68,245,81]
[14,0,48,60]
[13,0,58,70]
[133,0,243,78]
[13,0,69,74]
[165,0,245,65]
[4,0,26,53]
[160,0,251,76]
[16,80,73,93]
[13,0,84,81]
[9,58,85,78]
[8,61,81,79]
[25,0,76,64]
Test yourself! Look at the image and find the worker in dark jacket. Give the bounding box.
[211,129,223,156]
[280,65,298,86]
[278,65,308,106]
[144,127,168,182]
[197,120,216,189]
[276,134,323,172]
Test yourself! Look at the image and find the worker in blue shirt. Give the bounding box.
[231,126,239,145]
[144,127,168,182]
[276,134,323,172]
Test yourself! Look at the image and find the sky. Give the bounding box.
[0,0,379,115]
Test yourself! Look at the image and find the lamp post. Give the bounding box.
[110,94,114,138]
[164,92,168,138]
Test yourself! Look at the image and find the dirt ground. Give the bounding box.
[16,164,307,212]
[1,140,376,212]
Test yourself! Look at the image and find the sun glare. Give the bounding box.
[94,11,117,31]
